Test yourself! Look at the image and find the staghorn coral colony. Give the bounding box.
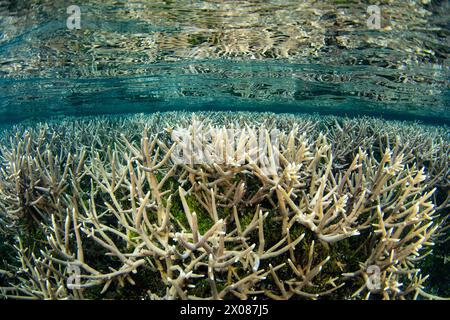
[0,111,448,300]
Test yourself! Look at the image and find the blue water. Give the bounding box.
[0,0,449,300]
[0,0,448,125]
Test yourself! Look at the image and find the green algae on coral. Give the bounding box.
[0,112,448,300]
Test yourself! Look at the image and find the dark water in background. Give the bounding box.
[0,0,449,125]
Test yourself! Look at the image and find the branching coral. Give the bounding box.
[0,112,448,300]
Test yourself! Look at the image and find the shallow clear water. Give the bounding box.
[0,1,449,301]
[0,0,449,124]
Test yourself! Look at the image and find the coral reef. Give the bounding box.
[0,112,448,300]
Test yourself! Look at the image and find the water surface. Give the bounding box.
[0,0,448,124]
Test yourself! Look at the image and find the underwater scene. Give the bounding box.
[0,0,449,301]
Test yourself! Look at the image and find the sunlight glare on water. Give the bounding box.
[0,0,448,123]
